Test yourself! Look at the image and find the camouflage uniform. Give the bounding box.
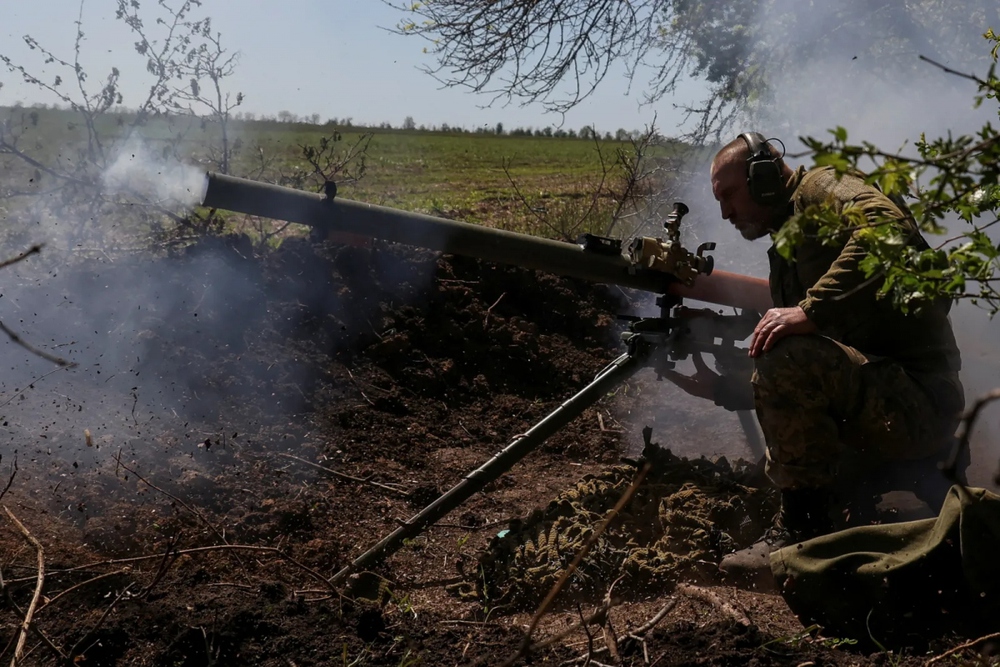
[758,166,963,490]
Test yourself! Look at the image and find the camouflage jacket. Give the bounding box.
[769,166,964,414]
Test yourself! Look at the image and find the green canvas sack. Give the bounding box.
[771,486,1000,647]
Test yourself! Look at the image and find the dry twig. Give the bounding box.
[26,625,66,662]
[0,245,42,271]
[925,631,1000,665]
[205,582,255,590]
[629,598,679,638]
[575,602,596,667]
[942,388,1000,486]
[484,292,505,328]
[37,568,130,612]
[492,463,651,667]
[0,321,75,368]
[14,544,335,593]
[345,368,377,406]
[0,367,72,410]
[136,532,183,599]
[276,453,411,497]
[0,456,17,503]
[560,598,679,666]
[522,601,617,656]
[597,411,625,434]
[600,578,623,664]
[68,582,136,662]
[433,518,507,531]
[3,506,45,667]
[676,584,750,626]
[439,620,503,627]
[113,450,231,545]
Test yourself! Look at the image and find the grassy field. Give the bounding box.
[237,126,628,228]
[0,107,684,244]
[212,120,685,239]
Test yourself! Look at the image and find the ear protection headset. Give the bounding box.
[739,132,783,206]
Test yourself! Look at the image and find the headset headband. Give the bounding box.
[740,132,772,162]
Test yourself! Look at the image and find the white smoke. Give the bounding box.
[101,138,206,209]
[0,139,272,495]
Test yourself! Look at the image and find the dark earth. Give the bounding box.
[0,236,992,665]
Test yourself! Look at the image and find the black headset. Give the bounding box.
[739,132,783,206]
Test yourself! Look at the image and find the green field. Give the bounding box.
[0,107,684,244]
[238,126,628,225]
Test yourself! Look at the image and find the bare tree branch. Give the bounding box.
[0,321,75,368]
[385,0,989,142]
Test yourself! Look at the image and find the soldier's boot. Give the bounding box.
[719,487,834,592]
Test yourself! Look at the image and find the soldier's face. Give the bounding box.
[711,161,773,241]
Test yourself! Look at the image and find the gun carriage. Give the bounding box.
[201,173,771,587]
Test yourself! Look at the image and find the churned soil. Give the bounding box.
[0,236,975,665]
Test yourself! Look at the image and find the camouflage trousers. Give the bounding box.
[752,334,957,490]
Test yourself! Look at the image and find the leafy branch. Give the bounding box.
[778,30,1000,314]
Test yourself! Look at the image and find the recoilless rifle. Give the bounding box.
[200,173,772,588]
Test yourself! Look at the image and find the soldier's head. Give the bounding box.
[710,133,791,241]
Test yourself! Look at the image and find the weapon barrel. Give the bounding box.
[202,172,771,311]
[671,271,772,313]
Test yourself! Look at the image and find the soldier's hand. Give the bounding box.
[663,352,719,401]
[749,306,817,357]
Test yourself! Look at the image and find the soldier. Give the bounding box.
[675,133,965,589]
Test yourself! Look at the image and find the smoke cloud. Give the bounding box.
[101,139,207,209]
[0,137,327,518]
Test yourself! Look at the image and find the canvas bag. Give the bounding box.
[770,486,1000,646]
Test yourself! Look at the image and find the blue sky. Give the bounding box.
[1,0,705,136]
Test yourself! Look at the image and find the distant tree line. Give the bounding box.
[6,100,649,141]
[229,107,648,141]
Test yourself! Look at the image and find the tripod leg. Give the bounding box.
[737,409,765,460]
[331,351,647,588]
